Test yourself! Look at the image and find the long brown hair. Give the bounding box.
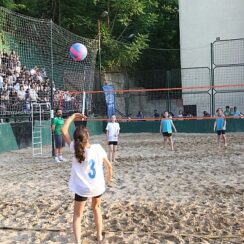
[73,126,89,163]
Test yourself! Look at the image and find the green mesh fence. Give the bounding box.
[212,38,244,114]
[0,6,98,117]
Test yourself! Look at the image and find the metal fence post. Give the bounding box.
[50,20,55,157]
[210,43,215,116]
[166,70,171,112]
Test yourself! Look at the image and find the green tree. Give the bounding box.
[1,0,180,71]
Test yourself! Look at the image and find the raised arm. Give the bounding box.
[61,113,86,146]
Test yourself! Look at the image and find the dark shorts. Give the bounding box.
[74,193,102,202]
[162,132,172,137]
[108,141,118,145]
[216,130,226,135]
[54,134,65,148]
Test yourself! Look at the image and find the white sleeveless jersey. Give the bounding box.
[69,142,107,197]
[106,122,120,141]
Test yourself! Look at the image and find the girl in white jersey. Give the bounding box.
[106,115,120,163]
[61,113,112,243]
[159,111,177,150]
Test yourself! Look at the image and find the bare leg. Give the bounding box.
[163,136,167,148]
[108,144,113,162]
[222,134,227,147]
[73,200,86,244]
[112,145,117,162]
[169,136,174,151]
[92,197,103,241]
[217,135,221,148]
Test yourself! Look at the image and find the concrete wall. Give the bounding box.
[104,72,183,117]
[179,0,244,68]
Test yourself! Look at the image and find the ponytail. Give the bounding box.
[73,126,89,163]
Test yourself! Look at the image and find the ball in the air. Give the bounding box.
[69,43,87,61]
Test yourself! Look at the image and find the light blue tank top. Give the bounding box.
[216,116,226,130]
[161,119,172,133]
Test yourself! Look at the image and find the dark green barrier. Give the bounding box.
[0,119,242,154]
[118,121,159,133]
[68,121,104,139]
[11,122,32,149]
[118,119,244,133]
[0,120,104,154]
[0,123,18,153]
[87,121,104,136]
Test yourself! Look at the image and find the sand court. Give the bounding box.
[0,133,243,243]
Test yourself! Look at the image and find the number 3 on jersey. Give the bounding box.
[88,159,96,179]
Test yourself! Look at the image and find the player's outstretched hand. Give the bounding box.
[72,113,87,121]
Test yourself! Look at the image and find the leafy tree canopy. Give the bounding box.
[0,0,179,71]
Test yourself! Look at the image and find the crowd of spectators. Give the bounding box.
[0,49,88,120]
[0,49,52,114]
[223,105,243,118]
[132,106,243,121]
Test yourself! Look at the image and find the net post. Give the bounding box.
[166,70,171,112]
[82,90,86,115]
[50,20,55,157]
[210,42,215,116]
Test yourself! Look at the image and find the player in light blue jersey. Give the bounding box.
[214,108,227,148]
[160,111,177,150]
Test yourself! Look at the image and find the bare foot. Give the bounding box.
[97,232,105,242]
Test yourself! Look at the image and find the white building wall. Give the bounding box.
[179,0,244,68]
[179,0,244,115]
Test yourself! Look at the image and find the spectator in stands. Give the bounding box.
[30,66,38,76]
[29,84,39,102]
[203,111,210,117]
[229,107,235,116]
[1,91,9,101]
[224,106,231,116]
[177,110,184,118]
[2,83,8,92]
[136,111,144,119]
[168,112,174,118]
[23,80,29,91]
[17,85,26,101]
[233,106,241,118]
[153,109,160,118]
[14,80,20,92]
[0,71,3,92]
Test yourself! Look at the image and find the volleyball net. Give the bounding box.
[56,81,244,121]
[56,37,244,121]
